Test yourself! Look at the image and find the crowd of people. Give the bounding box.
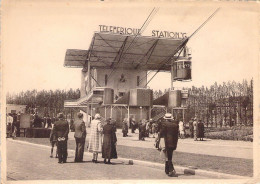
[7,110,204,177]
[49,112,117,164]
[6,112,21,138]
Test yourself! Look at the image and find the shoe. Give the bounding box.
[104,159,107,164]
[168,170,177,177]
[92,159,95,163]
[50,155,53,158]
[58,161,62,164]
[107,161,112,164]
[165,161,169,174]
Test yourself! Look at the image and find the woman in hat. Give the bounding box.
[158,113,179,177]
[88,113,103,163]
[102,118,118,164]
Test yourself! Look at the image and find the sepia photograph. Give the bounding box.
[1,0,260,183]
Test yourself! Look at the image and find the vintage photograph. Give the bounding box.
[1,0,259,183]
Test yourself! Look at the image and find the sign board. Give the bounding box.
[98,25,187,39]
[20,114,32,128]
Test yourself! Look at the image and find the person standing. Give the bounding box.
[189,119,194,138]
[193,117,198,141]
[179,119,185,139]
[7,113,13,138]
[88,113,103,163]
[158,113,179,177]
[49,121,58,158]
[12,113,18,139]
[122,118,128,137]
[74,112,87,162]
[53,113,69,164]
[131,118,136,133]
[102,118,118,164]
[197,120,205,141]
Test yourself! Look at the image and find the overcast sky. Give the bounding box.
[2,1,259,93]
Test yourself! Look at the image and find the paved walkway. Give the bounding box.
[69,128,253,159]
[6,140,209,181]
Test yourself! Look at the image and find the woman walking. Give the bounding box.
[102,118,118,164]
[88,113,103,163]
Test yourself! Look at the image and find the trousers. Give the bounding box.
[166,147,175,172]
[57,140,67,163]
[75,138,85,162]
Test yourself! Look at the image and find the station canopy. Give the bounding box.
[64,32,186,71]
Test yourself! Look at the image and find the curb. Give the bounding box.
[7,139,251,179]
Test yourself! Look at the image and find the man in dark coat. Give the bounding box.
[53,113,69,164]
[159,113,179,177]
[189,119,194,138]
[74,112,86,162]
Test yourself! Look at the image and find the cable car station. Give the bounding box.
[64,31,192,126]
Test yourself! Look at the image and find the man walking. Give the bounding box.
[158,113,179,177]
[53,113,69,164]
[74,112,87,162]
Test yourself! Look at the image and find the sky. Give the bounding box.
[2,0,259,94]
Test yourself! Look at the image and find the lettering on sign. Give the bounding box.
[99,25,141,36]
[151,30,187,39]
[98,25,187,39]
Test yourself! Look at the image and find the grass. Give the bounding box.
[13,137,253,177]
[205,126,253,141]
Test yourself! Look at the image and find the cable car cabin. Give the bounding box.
[172,60,192,81]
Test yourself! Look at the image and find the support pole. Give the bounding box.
[87,60,91,92]
[171,59,174,90]
[90,104,93,122]
[128,106,130,126]
[105,106,107,119]
[86,106,89,127]
[110,105,113,118]
[149,106,152,120]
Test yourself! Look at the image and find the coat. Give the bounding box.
[197,122,205,138]
[159,119,179,150]
[102,124,117,159]
[179,121,185,134]
[74,120,86,139]
[122,121,128,134]
[53,120,69,140]
[88,119,102,153]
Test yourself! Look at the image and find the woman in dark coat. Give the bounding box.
[102,119,117,164]
[197,120,205,141]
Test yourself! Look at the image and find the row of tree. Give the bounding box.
[7,79,253,127]
[153,79,253,127]
[6,88,80,116]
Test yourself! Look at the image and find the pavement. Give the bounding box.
[72,128,253,159]
[6,140,210,181]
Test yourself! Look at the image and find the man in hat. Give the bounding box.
[53,113,69,164]
[74,112,87,162]
[158,113,179,177]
